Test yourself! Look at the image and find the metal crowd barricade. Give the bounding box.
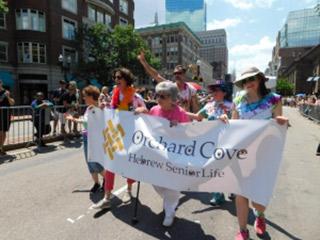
[299,104,320,124]
[1,104,87,150]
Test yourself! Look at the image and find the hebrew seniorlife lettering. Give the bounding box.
[102,120,125,160]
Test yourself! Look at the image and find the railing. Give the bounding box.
[0,105,86,150]
[299,104,320,124]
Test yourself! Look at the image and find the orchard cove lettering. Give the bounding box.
[128,153,224,178]
[132,130,248,161]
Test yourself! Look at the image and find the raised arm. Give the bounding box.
[137,51,167,83]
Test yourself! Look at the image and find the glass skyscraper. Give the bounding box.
[280,8,320,48]
[165,0,206,32]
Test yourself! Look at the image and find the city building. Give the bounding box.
[165,0,206,32]
[196,29,228,79]
[280,8,320,48]
[0,0,134,104]
[136,22,212,88]
[281,45,320,94]
[267,6,320,92]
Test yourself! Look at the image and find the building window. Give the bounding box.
[0,42,8,62]
[0,13,6,29]
[88,5,95,21]
[120,0,128,15]
[63,46,77,64]
[62,0,77,14]
[105,13,111,26]
[17,42,46,64]
[62,17,77,40]
[16,9,46,32]
[119,17,128,26]
[97,10,104,23]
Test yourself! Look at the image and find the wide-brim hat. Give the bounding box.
[234,67,268,88]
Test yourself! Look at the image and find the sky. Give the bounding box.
[134,0,319,77]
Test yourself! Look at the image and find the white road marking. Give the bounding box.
[67,185,128,224]
[67,218,75,223]
[77,215,85,220]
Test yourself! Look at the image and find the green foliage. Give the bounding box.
[0,0,8,13]
[276,77,294,96]
[76,24,160,87]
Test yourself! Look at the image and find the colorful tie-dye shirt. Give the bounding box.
[199,100,232,120]
[233,91,281,120]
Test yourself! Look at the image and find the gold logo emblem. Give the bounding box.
[102,120,125,160]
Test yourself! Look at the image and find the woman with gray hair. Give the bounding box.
[135,81,190,227]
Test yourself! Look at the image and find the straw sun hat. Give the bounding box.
[233,67,268,88]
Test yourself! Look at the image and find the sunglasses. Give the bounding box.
[242,76,257,85]
[115,75,123,80]
[156,94,170,100]
[174,71,183,75]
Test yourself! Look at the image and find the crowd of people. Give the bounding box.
[1,51,319,239]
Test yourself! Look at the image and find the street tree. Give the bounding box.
[0,0,8,13]
[76,23,115,86]
[111,25,160,81]
[276,77,294,96]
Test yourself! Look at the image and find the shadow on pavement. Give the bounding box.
[109,199,216,240]
[33,145,57,154]
[61,138,82,149]
[0,154,16,165]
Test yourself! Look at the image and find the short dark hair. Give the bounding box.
[115,67,135,86]
[83,85,100,101]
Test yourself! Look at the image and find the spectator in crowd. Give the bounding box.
[0,79,15,155]
[93,68,145,210]
[138,51,199,113]
[66,86,105,193]
[135,81,190,227]
[230,67,288,240]
[31,92,53,147]
[61,81,80,134]
[53,80,68,134]
[99,86,111,108]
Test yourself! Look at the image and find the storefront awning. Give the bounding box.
[0,71,14,89]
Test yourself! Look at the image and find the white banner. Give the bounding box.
[88,108,287,206]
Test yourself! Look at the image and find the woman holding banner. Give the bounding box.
[135,81,190,227]
[228,67,288,240]
[93,68,145,210]
[187,80,233,205]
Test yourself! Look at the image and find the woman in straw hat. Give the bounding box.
[230,67,288,240]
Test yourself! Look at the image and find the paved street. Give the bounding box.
[0,107,319,240]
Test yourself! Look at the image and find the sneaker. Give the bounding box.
[162,214,175,227]
[254,216,266,235]
[90,183,101,193]
[122,190,132,203]
[210,192,225,206]
[235,229,249,240]
[92,198,111,209]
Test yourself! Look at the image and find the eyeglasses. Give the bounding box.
[174,71,183,75]
[156,94,170,100]
[242,76,257,85]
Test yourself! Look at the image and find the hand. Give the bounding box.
[65,114,74,121]
[275,116,289,126]
[134,107,148,115]
[169,120,178,127]
[218,114,229,124]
